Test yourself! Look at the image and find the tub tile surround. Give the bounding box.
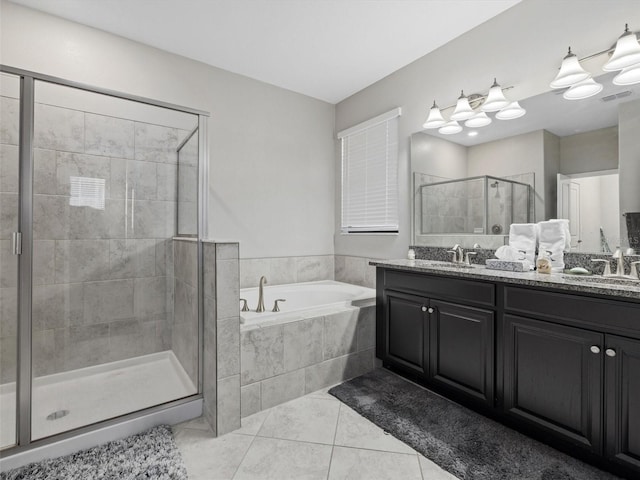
[0,95,196,384]
[239,305,376,418]
[239,255,334,289]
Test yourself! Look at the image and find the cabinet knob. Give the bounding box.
[428,307,434,314]
[590,345,601,354]
[421,306,427,312]
[605,348,616,357]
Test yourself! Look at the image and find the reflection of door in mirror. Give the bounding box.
[557,171,619,253]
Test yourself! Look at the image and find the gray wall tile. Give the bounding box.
[0,144,18,192]
[296,255,334,283]
[0,96,19,145]
[0,287,17,336]
[156,163,177,201]
[0,240,17,287]
[0,193,18,239]
[84,279,135,323]
[217,317,240,379]
[135,123,179,164]
[356,306,376,351]
[240,325,284,385]
[34,103,84,153]
[269,257,297,285]
[33,283,82,329]
[54,239,110,283]
[323,309,358,360]
[216,243,238,261]
[55,151,112,197]
[216,259,239,320]
[109,239,156,279]
[33,240,55,285]
[217,374,241,435]
[174,239,197,287]
[260,369,305,410]
[0,335,17,383]
[241,383,261,418]
[84,112,134,159]
[239,258,270,289]
[283,316,323,372]
[135,276,167,317]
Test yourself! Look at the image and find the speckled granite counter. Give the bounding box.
[370,259,640,301]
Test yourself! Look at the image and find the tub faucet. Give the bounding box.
[256,276,267,312]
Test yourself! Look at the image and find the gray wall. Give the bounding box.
[559,126,618,175]
[619,99,640,248]
[0,0,335,259]
[334,0,640,259]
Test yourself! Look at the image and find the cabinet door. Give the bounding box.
[429,300,494,406]
[605,335,640,473]
[504,315,603,454]
[383,291,429,377]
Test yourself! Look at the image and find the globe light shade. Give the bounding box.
[465,111,492,128]
[603,26,640,71]
[438,120,463,135]
[562,78,603,100]
[450,91,475,121]
[550,48,591,89]
[422,102,446,129]
[495,101,526,120]
[481,79,509,112]
[613,64,640,85]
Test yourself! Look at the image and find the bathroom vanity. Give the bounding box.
[373,260,640,479]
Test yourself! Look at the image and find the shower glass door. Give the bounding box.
[29,80,199,440]
[0,72,20,450]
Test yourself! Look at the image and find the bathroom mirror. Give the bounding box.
[411,71,640,253]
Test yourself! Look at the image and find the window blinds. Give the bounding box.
[339,108,400,233]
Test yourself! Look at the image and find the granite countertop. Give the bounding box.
[370,259,640,301]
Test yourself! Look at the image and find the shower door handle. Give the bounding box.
[12,232,22,255]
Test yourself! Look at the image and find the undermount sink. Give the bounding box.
[563,274,640,286]
[426,262,476,269]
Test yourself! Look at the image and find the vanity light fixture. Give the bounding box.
[422,101,447,128]
[438,120,463,135]
[550,48,591,89]
[465,111,492,128]
[495,101,527,120]
[450,91,475,121]
[563,77,604,100]
[551,23,640,99]
[613,64,640,85]
[481,78,511,111]
[603,24,640,71]
[423,79,524,135]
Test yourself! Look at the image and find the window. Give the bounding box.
[339,107,400,233]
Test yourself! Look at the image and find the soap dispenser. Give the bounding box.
[536,250,552,274]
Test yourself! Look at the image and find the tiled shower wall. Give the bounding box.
[0,95,193,383]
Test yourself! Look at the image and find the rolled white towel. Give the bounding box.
[509,223,537,267]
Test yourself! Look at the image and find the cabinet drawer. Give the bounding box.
[503,286,640,335]
[384,270,495,307]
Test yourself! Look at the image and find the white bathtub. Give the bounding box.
[240,280,375,327]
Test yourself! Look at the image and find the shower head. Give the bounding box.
[490,181,499,188]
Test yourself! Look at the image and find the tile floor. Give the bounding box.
[174,386,459,480]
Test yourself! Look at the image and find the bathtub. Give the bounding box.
[238,280,378,417]
[240,280,375,327]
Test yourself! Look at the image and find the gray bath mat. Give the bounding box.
[1,425,187,480]
[329,369,619,480]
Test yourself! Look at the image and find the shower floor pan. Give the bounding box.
[0,351,196,448]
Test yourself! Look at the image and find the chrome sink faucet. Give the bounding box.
[256,276,267,312]
[613,247,626,276]
[446,244,464,263]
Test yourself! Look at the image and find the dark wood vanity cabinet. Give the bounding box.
[378,269,496,407]
[376,267,640,478]
[503,314,603,454]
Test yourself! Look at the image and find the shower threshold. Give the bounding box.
[0,351,196,448]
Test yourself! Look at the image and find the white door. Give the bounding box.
[557,174,581,249]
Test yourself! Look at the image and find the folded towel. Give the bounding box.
[549,219,571,252]
[538,221,567,254]
[509,223,537,267]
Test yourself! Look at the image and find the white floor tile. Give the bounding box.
[328,446,423,480]
[306,385,341,401]
[174,429,253,480]
[418,455,460,480]
[235,409,270,436]
[233,436,332,480]
[334,404,416,454]
[257,396,340,444]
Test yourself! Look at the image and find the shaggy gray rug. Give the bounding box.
[1,425,187,480]
[329,369,619,480]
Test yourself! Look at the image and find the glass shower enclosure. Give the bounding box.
[414,174,532,239]
[0,67,207,454]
